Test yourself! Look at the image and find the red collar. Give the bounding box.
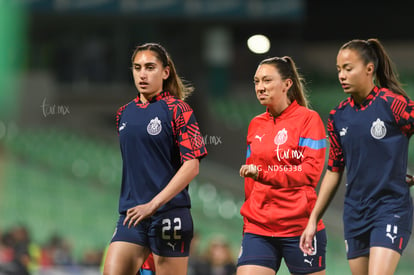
[266,100,299,119]
[349,86,379,110]
[134,91,172,107]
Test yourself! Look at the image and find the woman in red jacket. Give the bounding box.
[237,56,327,275]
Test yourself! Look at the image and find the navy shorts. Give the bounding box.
[345,224,411,259]
[111,207,193,257]
[237,230,326,274]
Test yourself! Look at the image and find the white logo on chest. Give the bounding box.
[147,117,162,135]
[370,118,386,139]
[274,128,288,145]
[273,128,304,161]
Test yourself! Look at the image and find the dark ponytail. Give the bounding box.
[340,38,407,97]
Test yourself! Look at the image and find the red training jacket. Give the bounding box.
[240,101,326,237]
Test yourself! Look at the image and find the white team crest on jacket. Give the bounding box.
[274,128,288,145]
[370,118,386,139]
[147,117,162,135]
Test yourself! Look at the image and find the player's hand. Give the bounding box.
[300,221,317,255]
[406,174,414,187]
[123,202,158,228]
[240,164,258,180]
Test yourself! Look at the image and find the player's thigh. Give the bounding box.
[348,256,369,275]
[348,245,402,275]
[103,241,149,275]
[369,247,400,275]
[345,232,370,274]
[237,264,275,275]
[153,254,189,275]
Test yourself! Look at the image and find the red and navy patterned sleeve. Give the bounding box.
[327,108,345,172]
[115,103,129,135]
[382,89,414,137]
[172,100,207,163]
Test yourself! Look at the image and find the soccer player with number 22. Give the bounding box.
[103,43,207,275]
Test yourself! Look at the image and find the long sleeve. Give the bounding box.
[387,91,414,136]
[240,102,327,236]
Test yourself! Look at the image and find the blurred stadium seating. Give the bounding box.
[0,126,245,258]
